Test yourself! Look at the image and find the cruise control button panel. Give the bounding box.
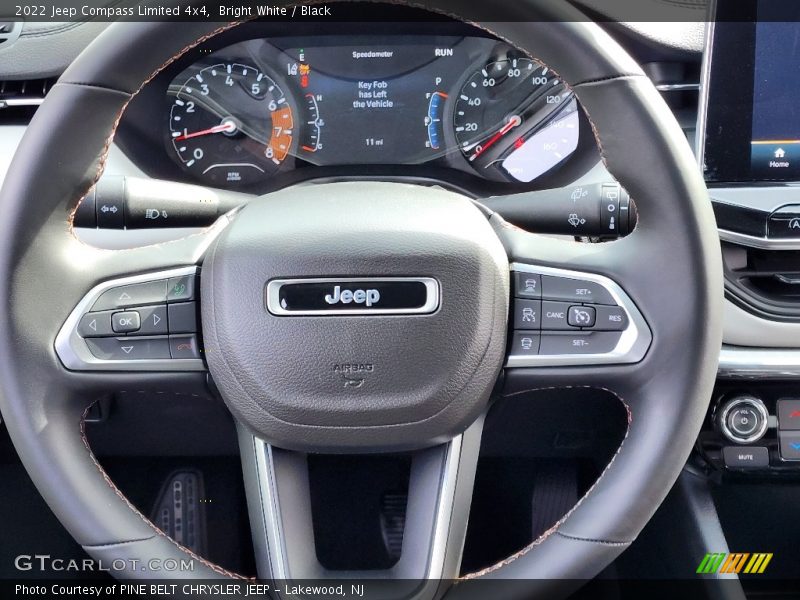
[507,265,650,367]
[55,267,205,371]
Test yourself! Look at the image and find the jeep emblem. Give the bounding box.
[266,277,439,316]
[324,286,381,307]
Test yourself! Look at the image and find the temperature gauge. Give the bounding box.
[300,93,324,153]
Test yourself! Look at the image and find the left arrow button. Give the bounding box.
[78,311,114,337]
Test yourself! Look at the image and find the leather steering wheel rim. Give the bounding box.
[0,1,723,594]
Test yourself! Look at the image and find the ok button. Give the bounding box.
[112,310,141,333]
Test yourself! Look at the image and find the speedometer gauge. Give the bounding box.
[454,55,577,182]
[167,63,293,186]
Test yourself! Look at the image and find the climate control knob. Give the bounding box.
[718,396,769,444]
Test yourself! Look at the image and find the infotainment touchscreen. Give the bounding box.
[702,0,800,183]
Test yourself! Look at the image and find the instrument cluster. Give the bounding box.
[156,33,588,190]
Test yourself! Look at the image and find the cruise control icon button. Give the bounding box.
[568,305,596,327]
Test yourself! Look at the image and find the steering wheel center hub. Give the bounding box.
[201,182,509,451]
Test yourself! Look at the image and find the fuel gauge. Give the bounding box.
[425,91,447,151]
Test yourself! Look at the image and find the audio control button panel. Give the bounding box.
[55,267,205,372]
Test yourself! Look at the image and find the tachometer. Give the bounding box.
[167,63,293,186]
[453,55,577,181]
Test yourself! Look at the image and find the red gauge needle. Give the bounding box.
[470,115,522,161]
[174,120,236,141]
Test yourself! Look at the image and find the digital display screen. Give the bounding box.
[703,0,800,183]
[276,37,491,164]
[750,3,800,179]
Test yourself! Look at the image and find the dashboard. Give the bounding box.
[116,22,595,195]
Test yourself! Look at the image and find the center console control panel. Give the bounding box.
[55,267,206,372]
[699,386,800,472]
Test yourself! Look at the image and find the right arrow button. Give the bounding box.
[134,305,168,335]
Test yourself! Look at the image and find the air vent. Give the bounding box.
[723,242,800,322]
[0,78,55,121]
[0,21,21,46]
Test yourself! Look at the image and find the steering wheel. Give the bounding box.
[0,2,722,598]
